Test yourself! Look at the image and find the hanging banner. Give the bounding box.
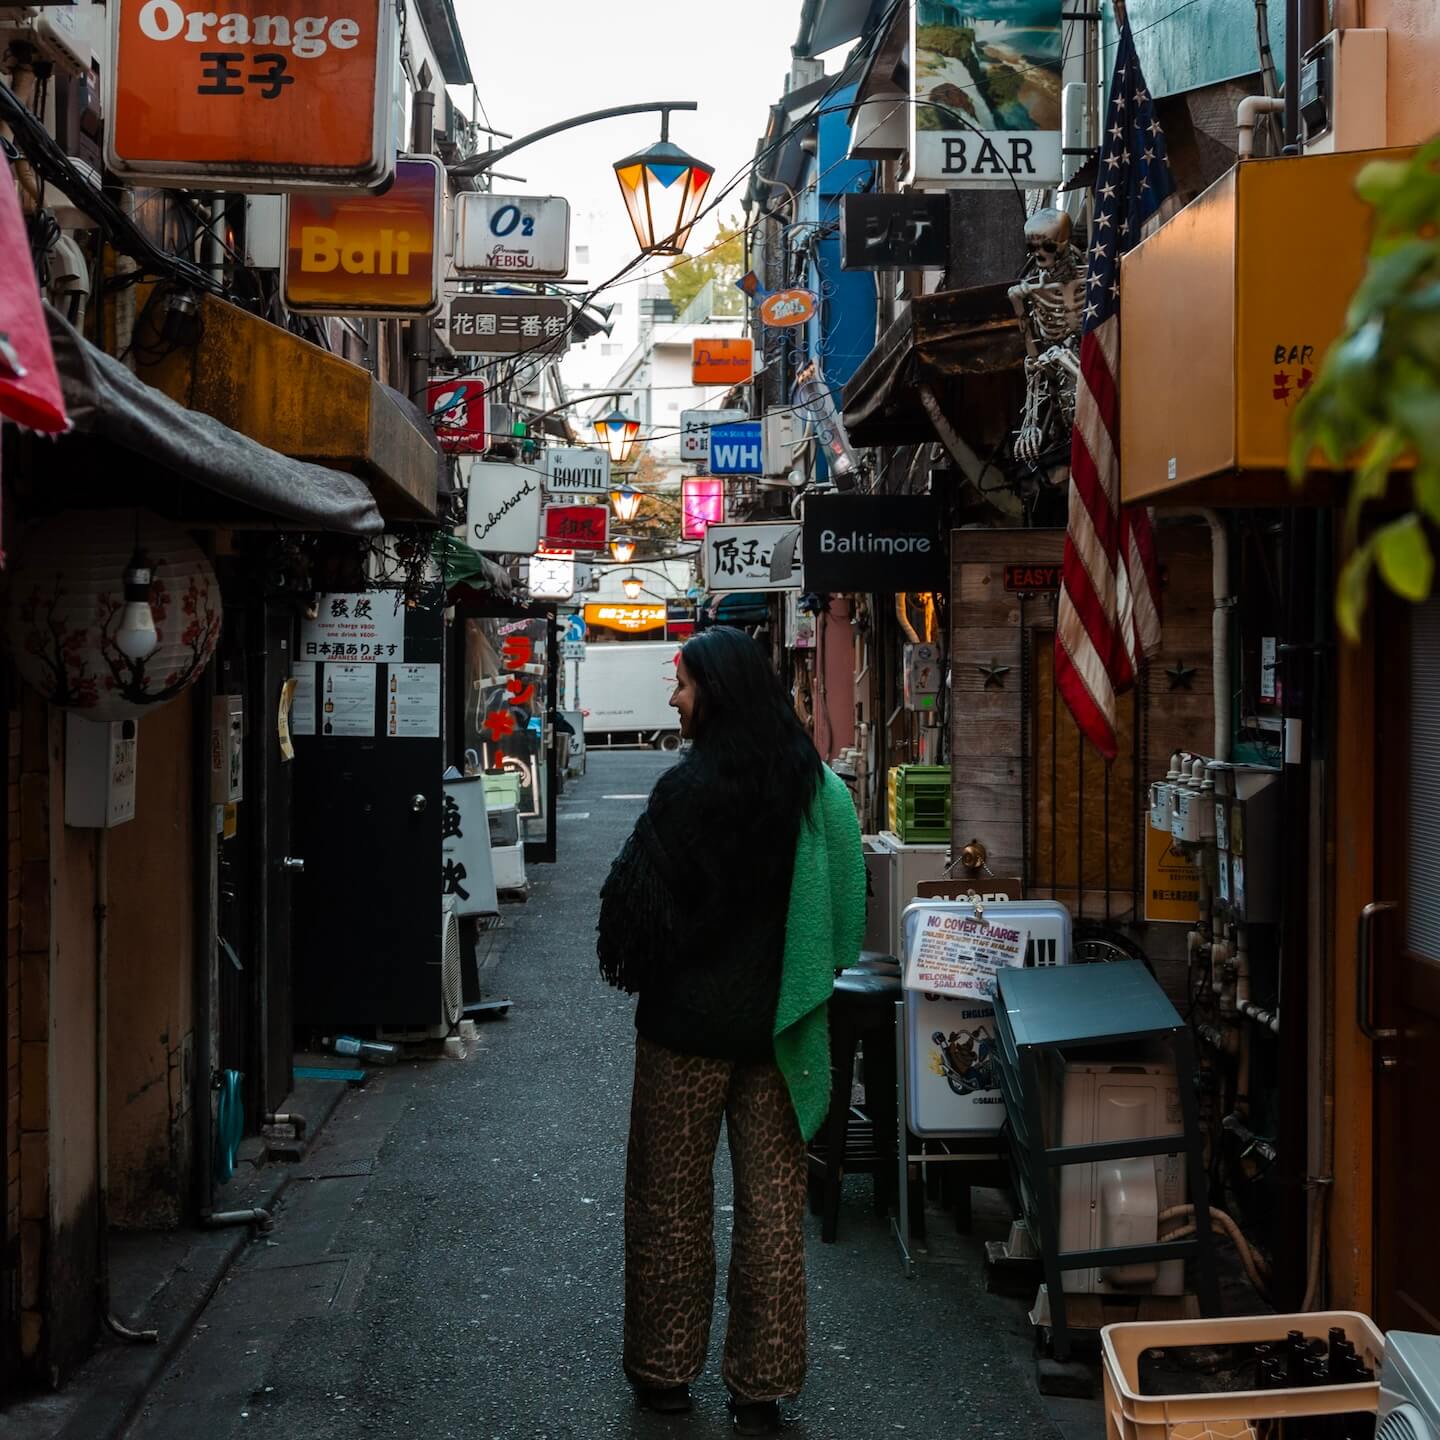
[282,155,442,315]
[427,378,488,454]
[703,522,804,593]
[453,193,571,279]
[542,504,609,553]
[908,0,1062,189]
[681,477,725,541]
[464,459,542,556]
[106,0,395,190]
[802,493,946,593]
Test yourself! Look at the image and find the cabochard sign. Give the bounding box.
[802,494,945,593]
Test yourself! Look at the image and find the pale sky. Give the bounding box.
[449,0,824,382]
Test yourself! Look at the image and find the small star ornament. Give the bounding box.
[977,659,1012,689]
[1166,660,1197,691]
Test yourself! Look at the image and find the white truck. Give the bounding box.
[577,641,681,750]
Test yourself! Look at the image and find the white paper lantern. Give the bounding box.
[8,510,222,721]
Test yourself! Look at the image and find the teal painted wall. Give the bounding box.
[1101,0,1287,99]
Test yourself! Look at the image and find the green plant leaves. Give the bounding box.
[1374,513,1434,602]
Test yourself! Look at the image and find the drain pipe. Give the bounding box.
[202,1208,274,1231]
[94,829,160,1345]
[1237,95,1286,160]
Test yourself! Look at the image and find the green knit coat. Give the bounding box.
[773,766,867,1141]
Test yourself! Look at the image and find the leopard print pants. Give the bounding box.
[624,1034,807,1403]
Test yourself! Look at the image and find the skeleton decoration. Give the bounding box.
[1007,208,1087,479]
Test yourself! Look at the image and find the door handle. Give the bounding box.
[280,856,305,874]
[1357,900,1398,1041]
[411,793,428,814]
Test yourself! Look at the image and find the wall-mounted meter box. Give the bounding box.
[65,714,138,828]
[210,694,244,804]
[1209,762,1281,923]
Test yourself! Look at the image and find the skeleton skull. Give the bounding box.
[1024,208,1073,271]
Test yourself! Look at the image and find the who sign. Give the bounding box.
[708,422,763,476]
[454,194,571,280]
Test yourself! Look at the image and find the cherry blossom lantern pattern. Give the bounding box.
[681,477,724,541]
[8,510,222,721]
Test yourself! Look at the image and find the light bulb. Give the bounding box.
[116,551,159,662]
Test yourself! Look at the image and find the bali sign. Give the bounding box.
[759,289,817,328]
[106,0,395,190]
[283,156,441,315]
[907,0,1062,188]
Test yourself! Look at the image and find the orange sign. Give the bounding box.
[1143,822,1202,923]
[106,0,393,190]
[760,289,818,328]
[583,603,666,634]
[283,157,441,315]
[691,337,754,386]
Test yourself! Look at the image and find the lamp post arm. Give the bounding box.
[450,102,698,178]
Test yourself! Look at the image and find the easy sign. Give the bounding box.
[454,194,571,279]
[106,0,395,190]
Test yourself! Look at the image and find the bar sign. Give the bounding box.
[1004,564,1061,593]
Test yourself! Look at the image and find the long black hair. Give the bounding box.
[676,625,824,826]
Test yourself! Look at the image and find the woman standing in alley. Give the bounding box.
[597,625,866,1437]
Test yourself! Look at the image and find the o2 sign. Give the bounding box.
[454,193,571,280]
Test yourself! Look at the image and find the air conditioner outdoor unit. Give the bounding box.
[1380,1332,1440,1440]
[763,412,804,479]
[0,5,94,74]
[379,906,464,1042]
[1050,1058,1188,1296]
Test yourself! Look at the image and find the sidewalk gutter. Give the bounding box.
[27,1073,353,1440]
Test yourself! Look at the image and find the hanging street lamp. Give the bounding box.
[622,574,646,601]
[609,537,637,564]
[595,409,641,466]
[609,485,643,526]
[612,112,715,256]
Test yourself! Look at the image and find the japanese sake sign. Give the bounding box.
[106,0,394,190]
[702,522,804,593]
[444,296,570,357]
[300,592,404,663]
[441,775,498,917]
[904,908,1028,1003]
[908,0,1062,189]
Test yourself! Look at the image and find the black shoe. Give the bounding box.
[635,1384,692,1414]
[729,1398,781,1435]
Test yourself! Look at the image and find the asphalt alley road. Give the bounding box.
[128,752,1070,1440]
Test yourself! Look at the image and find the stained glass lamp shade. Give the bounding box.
[594,409,641,465]
[613,140,714,256]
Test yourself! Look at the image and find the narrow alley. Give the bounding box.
[123,753,1069,1440]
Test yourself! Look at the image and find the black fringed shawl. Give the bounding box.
[596,758,795,1062]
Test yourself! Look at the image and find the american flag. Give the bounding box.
[1054,20,1175,761]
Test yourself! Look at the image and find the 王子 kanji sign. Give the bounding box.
[106,0,394,190]
[445,296,570,357]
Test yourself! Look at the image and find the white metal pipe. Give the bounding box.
[1236,95,1286,159]
[1160,509,1231,761]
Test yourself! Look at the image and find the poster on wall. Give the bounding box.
[908,0,1063,188]
[385,663,440,738]
[321,664,376,737]
[301,593,405,662]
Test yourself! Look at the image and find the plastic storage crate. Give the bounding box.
[1101,1312,1385,1440]
[886,764,951,842]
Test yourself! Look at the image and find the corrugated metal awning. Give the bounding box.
[46,305,384,536]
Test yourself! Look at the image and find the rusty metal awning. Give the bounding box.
[843,282,1024,447]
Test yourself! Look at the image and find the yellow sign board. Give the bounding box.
[583,603,666,634]
[1144,822,1201,923]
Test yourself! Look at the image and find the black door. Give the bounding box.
[256,602,296,1109]
[291,599,445,1029]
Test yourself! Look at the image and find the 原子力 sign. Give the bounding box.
[703,521,804,593]
[106,0,395,190]
[453,194,571,279]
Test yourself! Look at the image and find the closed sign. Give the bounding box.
[106,0,394,189]
[454,194,571,279]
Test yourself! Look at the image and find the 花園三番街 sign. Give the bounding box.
[283,156,441,316]
[445,297,571,357]
[106,0,394,190]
